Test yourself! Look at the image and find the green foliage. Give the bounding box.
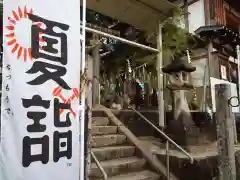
[133,7,195,77]
[162,8,191,60]
[163,23,189,53]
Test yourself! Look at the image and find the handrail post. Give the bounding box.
[166,140,170,180]
[90,151,108,180]
[131,108,194,163]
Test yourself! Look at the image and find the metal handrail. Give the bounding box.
[90,150,108,180]
[131,108,194,163]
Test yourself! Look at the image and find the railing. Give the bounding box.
[90,150,108,180]
[131,108,194,180]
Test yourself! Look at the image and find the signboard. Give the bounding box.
[0,1,82,180]
[220,65,227,80]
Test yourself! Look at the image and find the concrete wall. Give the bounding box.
[191,58,208,87]
[188,0,206,33]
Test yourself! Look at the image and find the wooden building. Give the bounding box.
[171,0,240,111]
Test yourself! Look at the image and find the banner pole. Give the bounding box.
[80,0,87,179]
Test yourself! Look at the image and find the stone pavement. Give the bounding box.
[139,136,240,160]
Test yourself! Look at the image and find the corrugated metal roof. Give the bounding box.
[86,0,176,33]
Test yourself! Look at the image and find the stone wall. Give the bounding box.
[114,110,217,144]
[157,150,240,180]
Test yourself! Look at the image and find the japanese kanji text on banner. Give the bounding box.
[0,1,82,180]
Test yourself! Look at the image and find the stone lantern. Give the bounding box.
[162,56,199,149]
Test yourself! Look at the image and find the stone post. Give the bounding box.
[215,83,236,180]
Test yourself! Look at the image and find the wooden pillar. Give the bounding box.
[86,54,93,108]
[92,43,101,106]
[203,39,213,111]
[157,22,165,127]
[171,91,175,119]
[215,83,236,180]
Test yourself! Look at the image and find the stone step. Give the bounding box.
[92,125,117,135]
[90,157,146,178]
[107,170,160,180]
[92,145,135,161]
[92,117,109,126]
[91,134,127,148]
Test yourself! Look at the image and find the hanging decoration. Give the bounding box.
[186,49,191,81]
[127,59,132,74]
[193,88,197,101]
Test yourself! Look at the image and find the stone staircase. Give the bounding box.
[89,116,161,180]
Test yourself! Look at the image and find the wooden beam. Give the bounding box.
[86,22,120,37]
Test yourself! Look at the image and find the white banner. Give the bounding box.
[1,1,82,180]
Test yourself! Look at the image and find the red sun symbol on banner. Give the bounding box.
[6,6,44,61]
[53,87,80,118]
